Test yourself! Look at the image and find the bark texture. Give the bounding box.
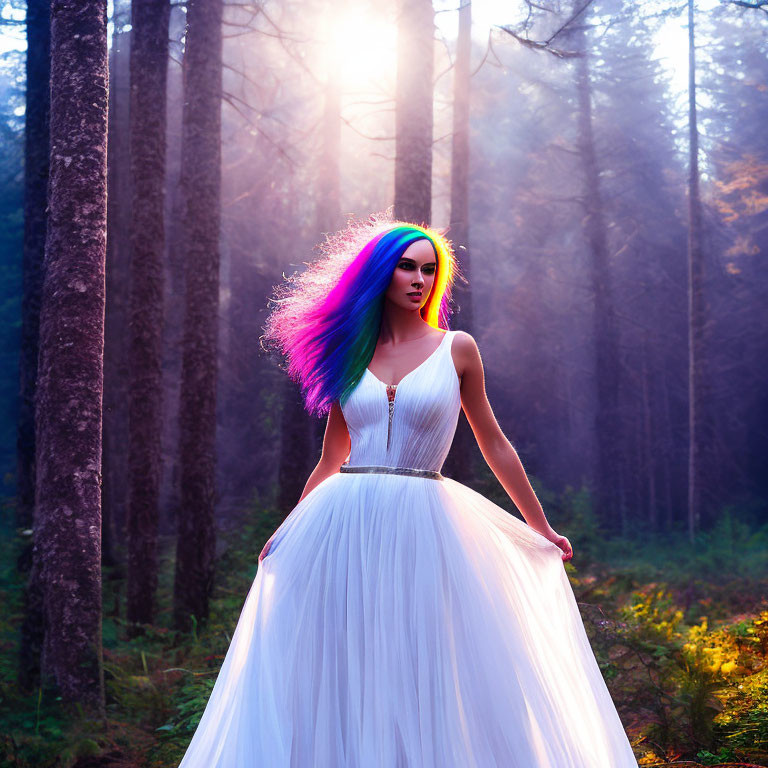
[173,0,223,632]
[126,0,170,632]
[36,0,108,711]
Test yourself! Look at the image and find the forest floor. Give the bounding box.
[0,483,767,768]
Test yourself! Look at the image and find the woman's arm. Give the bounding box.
[259,400,350,562]
[452,331,573,562]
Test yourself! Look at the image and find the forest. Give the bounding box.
[0,0,767,765]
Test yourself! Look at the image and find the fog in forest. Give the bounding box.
[1,0,767,758]
[168,0,765,537]
[1,0,766,542]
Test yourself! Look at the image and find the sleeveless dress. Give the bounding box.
[177,330,638,768]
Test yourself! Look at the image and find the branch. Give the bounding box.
[220,93,297,166]
[223,60,277,95]
[339,113,394,142]
[470,31,494,77]
[545,0,595,40]
[495,0,598,59]
[479,30,514,73]
[495,25,583,59]
[724,0,768,12]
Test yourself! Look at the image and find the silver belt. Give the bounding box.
[339,463,444,481]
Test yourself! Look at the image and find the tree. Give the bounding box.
[698,4,768,515]
[568,5,623,530]
[443,0,475,484]
[126,0,171,633]
[686,0,708,543]
[173,0,224,632]
[394,0,434,225]
[103,0,132,570]
[16,0,49,533]
[35,0,108,711]
[448,0,472,324]
[17,0,50,693]
[587,0,689,533]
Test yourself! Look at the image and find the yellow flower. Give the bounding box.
[720,660,737,675]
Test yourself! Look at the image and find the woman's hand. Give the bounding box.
[545,530,573,562]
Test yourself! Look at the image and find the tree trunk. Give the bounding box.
[572,14,622,531]
[159,0,188,540]
[103,3,132,575]
[394,0,434,226]
[448,0,471,306]
[661,367,675,533]
[443,0,475,485]
[277,379,315,513]
[173,0,223,632]
[16,0,51,694]
[16,0,50,533]
[36,0,108,713]
[640,337,657,529]
[126,0,170,634]
[686,0,706,544]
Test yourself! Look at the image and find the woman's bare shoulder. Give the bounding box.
[450,331,483,381]
[452,330,480,355]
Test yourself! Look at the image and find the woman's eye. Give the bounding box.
[399,262,435,275]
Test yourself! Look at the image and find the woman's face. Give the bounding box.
[384,239,437,311]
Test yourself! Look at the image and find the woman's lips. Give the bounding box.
[407,292,422,297]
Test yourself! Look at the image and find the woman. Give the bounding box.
[177,216,638,767]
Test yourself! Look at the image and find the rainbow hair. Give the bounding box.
[261,212,460,417]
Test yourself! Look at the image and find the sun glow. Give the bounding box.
[327,8,397,92]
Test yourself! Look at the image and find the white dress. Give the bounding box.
[177,329,638,767]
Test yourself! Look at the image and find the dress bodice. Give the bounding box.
[340,330,461,472]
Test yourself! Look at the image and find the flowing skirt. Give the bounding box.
[177,471,638,768]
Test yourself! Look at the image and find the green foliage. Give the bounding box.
[160,672,216,734]
[2,486,768,766]
[600,506,768,591]
[612,597,768,765]
[620,586,685,643]
[695,746,739,764]
[0,496,282,767]
[550,483,604,563]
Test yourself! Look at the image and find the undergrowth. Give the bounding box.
[1,488,767,767]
